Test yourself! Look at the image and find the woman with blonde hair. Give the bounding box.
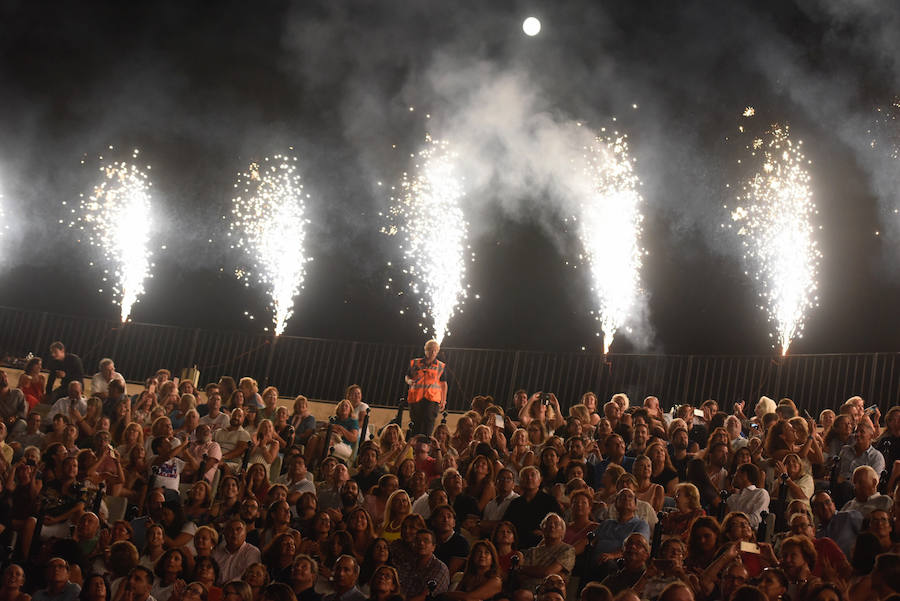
[345,507,377,560]
[116,422,145,458]
[507,429,534,476]
[660,482,705,540]
[633,455,665,512]
[239,377,263,408]
[518,393,564,431]
[248,419,279,471]
[580,392,603,425]
[380,490,411,542]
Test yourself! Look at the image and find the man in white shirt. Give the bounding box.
[199,391,229,431]
[841,465,893,517]
[212,518,261,585]
[46,381,88,422]
[480,467,519,537]
[726,463,770,528]
[838,422,885,482]
[213,408,251,474]
[90,358,125,399]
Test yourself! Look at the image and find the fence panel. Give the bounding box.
[1,305,899,412]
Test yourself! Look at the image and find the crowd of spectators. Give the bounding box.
[0,341,899,601]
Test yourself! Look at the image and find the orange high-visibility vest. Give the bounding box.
[407,358,445,404]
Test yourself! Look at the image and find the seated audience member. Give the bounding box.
[513,513,576,594]
[811,491,862,559]
[396,530,450,601]
[592,489,651,578]
[32,558,81,601]
[598,533,649,594]
[502,466,563,549]
[841,466,892,517]
[212,519,261,585]
[725,463,770,528]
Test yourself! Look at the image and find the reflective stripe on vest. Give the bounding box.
[407,358,445,404]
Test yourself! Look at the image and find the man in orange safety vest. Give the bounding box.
[405,339,447,437]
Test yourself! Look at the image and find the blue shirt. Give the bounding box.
[818,510,863,558]
[33,583,81,601]
[592,517,651,558]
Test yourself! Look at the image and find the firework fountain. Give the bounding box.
[227,154,310,336]
[573,130,645,355]
[384,135,470,344]
[69,148,154,322]
[727,113,820,355]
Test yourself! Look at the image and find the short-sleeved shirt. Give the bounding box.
[200,412,230,432]
[213,427,251,456]
[435,531,470,567]
[153,458,186,490]
[334,417,359,445]
[592,517,651,557]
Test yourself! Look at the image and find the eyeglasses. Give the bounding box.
[185,588,204,596]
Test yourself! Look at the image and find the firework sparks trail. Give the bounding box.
[868,97,900,160]
[69,148,153,322]
[227,154,310,336]
[727,116,820,355]
[384,135,470,344]
[575,132,645,355]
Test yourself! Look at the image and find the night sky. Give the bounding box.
[1,0,899,355]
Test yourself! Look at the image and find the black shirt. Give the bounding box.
[502,491,562,548]
[435,531,470,567]
[45,353,85,394]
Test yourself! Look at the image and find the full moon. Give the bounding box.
[522,17,541,36]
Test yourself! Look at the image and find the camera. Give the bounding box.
[540,392,552,406]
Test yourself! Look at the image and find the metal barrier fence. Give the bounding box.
[0,304,897,414]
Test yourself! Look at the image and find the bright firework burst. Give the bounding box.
[69,147,153,322]
[573,130,645,354]
[383,135,470,344]
[726,115,820,355]
[227,153,310,336]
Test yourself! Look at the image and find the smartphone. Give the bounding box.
[494,414,504,428]
[693,409,705,418]
[865,404,878,413]
[739,541,760,554]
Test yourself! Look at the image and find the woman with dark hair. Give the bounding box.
[217,377,237,408]
[210,476,242,527]
[79,574,109,601]
[140,524,166,569]
[40,455,85,539]
[365,565,402,601]
[394,458,416,494]
[464,455,496,512]
[764,421,798,462]
[185,481,213,525]
[537,447,564,492]
[262,533,297,583]
[243,463,270,503]
[346,507,378,560]
[160,501,197,550]
[359,538,391,593]
[298,512,332,558]
[686,459,721,513]
[152,548,189,601]
[491,521,519,577]
[17,356,45,410]
[191,557,222,601]
[319,531,355,581]
[685,516,721,575]
[779,536,818,599]
[445,540,503,601]
[294,492,318,536]
[363,475,399,531]
[720,512,776,577]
